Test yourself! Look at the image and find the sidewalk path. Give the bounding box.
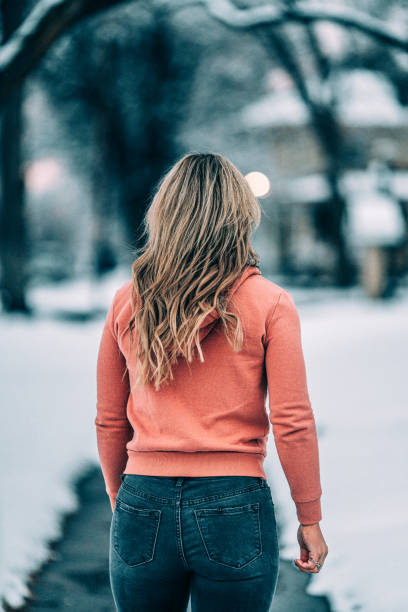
[22,466,331,612]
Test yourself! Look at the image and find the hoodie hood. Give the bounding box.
[196,265,261,346]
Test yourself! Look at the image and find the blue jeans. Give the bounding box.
[109,474,280,611]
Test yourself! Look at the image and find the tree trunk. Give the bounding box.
[0,0,30,312]
[255,24,356,286]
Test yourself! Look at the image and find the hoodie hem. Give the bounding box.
[123,450,267,478]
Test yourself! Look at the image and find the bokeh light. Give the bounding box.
[245,171,271,198]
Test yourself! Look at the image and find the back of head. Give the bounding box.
[124,151,261,391]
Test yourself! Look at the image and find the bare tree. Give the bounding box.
[0,1,30,311]
[0,0,127,312]
[202,0,408,51]
[2,0,408,106]
[1,0,204,311]
[1,0,408,307]
[0,0,128,104]
[195,0,408,286]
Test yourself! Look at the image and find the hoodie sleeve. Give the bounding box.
[264,289,322,525]
[95,290,133,512]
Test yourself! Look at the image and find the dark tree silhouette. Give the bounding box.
[1,0,408,309]
[0,1,31,311]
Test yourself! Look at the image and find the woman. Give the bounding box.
[95,152,328,612]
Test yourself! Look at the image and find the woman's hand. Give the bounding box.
[293,523,328,573]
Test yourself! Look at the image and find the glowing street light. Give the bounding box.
[245,171,271,198]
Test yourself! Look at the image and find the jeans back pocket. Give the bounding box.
[194,502,262,569]
[113,499,161,567]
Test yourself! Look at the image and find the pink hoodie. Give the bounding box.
[95,266,322,524]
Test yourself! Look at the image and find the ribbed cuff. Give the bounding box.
[295,497,322,524]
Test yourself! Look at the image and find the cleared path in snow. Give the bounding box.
[22,465,331,611]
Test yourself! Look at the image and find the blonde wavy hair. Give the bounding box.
[121,152,261,391]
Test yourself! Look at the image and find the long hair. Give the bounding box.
[121,152,261,391]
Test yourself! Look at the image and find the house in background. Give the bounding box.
[238,69,408,285]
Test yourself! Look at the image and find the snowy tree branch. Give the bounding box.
[200,0,408,52]
[0,0,127,105]
[1,0,407,106]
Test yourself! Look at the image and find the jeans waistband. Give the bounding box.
[118,474,269,506]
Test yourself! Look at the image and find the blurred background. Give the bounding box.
[1,1,407,612]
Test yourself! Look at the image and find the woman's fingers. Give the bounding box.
[294,557,320,572]
[294,547,327,573]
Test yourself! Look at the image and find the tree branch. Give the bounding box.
[0,0,128,105]
[201,0,408,53]
[1,0,407,107]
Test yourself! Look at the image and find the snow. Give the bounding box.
[341,170,408,202]
[279,173,332,204]
[314,21,348,60]
[345,191,406,246]
[242,69,408,129]
[0,314,98,608]
[1,272,407,611]
[263,169,408,209]
[265,287,408,612]
[340,166,407,246]
[0,270,129,610]
[241,87,310,128]
[333,69,408,127]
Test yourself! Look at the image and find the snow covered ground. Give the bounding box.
[266,283,408,612]
[0,270,407,611]
[0,271,129,610]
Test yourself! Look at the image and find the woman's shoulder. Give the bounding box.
[253,271,284,292]
[243,269,287,304]
[111,279,133,313]
[115,279,133,297]
[246,272,303,331]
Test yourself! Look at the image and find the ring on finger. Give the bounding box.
[309,557,322,570]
